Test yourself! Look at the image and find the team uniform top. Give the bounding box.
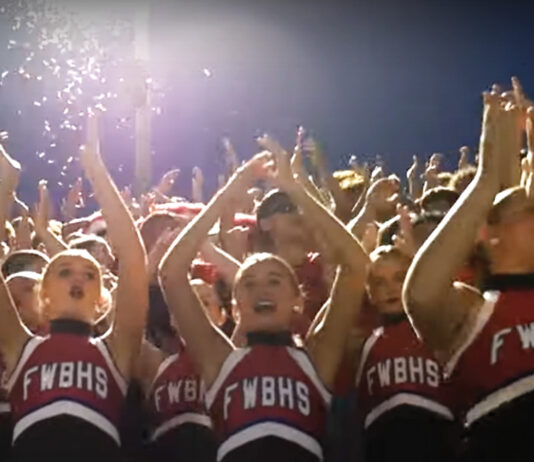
[356,318,456,462]
[206,343,331,462]
[0,356,11,460]
[444,275,534,460]
[7,319,126,462]
[147,347,216,461]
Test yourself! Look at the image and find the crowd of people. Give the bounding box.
[0,76,532,462]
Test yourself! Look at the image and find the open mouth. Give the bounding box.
[69,286,84,300]
[253,300,276,313]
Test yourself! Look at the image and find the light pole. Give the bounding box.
[133,2,151,196]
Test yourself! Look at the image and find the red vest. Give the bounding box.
[357,321,453,429]
[148,349,211,441]
[206,346,330,461]
[445,290,534,426]
[7,333,126,445]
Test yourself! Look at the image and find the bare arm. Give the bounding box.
[159,153,272,386]
[34,181,68,257]
[403,92,503,355]
[0,145,20,242]
[306,266,365,387]
[0,272,30,373]
[199,241,241,285]
[81,115,148,377]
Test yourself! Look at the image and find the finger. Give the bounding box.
[512,76,525,107]
[86,113,100,154]
[527,107,534,154]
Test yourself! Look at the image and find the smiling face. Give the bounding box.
[367,248,411,315]
[40,250,102,324]
[233,254,302,334]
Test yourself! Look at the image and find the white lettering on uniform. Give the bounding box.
[58,362,74,388]
[278,377,294,409]
[377,360,391,387]
[262,377,276,407]
[154,385,165,412]
[40,363,57,391]
[168,381,182,404]
[243,378,258,409]
[426,360,439,387]
[95,366,108,398]
[23,366,38,400]
[296,381,310,416]
[184,379,197,402]
[409,357,424,384]
[224,383,238,420]
[491,328,512,365]
[77,362,93,391]
[394,358,407,384]
[516,323,534,350]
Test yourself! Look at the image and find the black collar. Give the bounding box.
[49,318,92,336]
[246,330,293,346]
[483,273,534,292]
[380,312,408,326]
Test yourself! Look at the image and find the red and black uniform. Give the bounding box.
[147,348,216,461]
[0,357,11,462]
[357,317,456,462]
[7,319,126,462]
[206,332,330,462]
[445,274,534,461]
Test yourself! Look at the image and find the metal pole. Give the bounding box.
[133,3,151,196]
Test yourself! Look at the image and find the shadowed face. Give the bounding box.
[7,275,41,332]
[367,253,410,315]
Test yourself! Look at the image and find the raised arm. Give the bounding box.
[33,180,68,257]
[0,145,20,243]
[159,153,272,386]
[80,115,148,377]
[258,135,369,276]
[402,92,503,355]
[306,265,365,388]
[0,271,30,373]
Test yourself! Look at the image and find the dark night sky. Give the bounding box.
[1,0,534,202]
[149,0,534,189]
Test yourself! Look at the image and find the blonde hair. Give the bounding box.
[233,252,303,299]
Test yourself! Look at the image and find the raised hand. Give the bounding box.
[61,177,84,221]
[34,180,50,234]
[392,204,417,258]
[222,137,239,174]
[155,169,180,197]
[365,175,400,215]
[13,195,32,250]
[458,146,471,170]
[291,126,306,175]
[192,166,205,203]
[256,135,293,189]
[80,113,103,174]
[407,155,419,182]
